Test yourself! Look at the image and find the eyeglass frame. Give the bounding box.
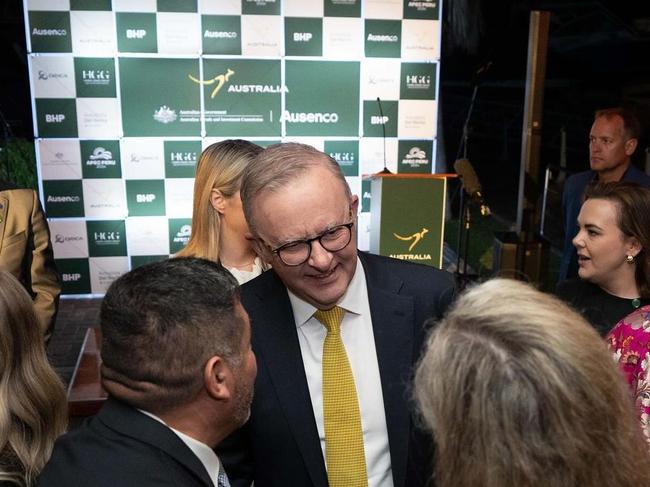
[260,220,355,267]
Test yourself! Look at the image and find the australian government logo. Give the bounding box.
[391,227,431,261]
[153,106,199,124]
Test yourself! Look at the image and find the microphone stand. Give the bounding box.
[454,84,480,289]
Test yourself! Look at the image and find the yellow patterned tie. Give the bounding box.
[313,306,368,487]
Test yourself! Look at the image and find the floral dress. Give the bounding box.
[607,305,650,448]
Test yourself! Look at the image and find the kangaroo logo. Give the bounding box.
[188,68,235,98]
[394,227,429,251]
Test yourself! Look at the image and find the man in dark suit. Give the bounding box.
[0,180,60,339]
[559,107,650,281]
[220,143,455,487]
[38,258,257,487]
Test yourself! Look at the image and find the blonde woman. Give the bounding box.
[177,139,266,284]
[0,271,67,486]
[414,278,650,487]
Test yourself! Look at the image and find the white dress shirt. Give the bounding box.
[139,409,225,487]
[288,257,394,487]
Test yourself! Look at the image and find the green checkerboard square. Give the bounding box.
[29,11,72,53]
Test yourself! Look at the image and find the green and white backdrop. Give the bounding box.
[24,0,441,295]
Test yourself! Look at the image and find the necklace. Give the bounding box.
[632,298,641,309]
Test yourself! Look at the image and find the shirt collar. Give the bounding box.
[288,256,366,328]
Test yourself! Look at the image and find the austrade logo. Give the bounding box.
[367,34,399,43]
[391,227,431,261]
[54,234,83,244]
[81,70,111,86]
[281,111,339,123]
[47,195,80,203]
[38,70,68,81]
[32,28,67,36]
[204,30,237,39]
[189,69,234,98]
[406,75,432,90]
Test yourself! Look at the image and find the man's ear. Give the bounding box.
[625,138,638,156]
[204,356,232,401]
[350,194,359,217]
[210,189,227,214]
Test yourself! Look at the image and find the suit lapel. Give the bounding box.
[98,398,215,486]
[360,253,414,487]
[247,272,328,487]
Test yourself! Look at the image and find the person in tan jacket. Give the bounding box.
[0,180,60,341]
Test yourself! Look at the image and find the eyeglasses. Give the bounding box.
[269,222,354,266]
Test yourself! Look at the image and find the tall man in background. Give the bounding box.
[221,143,455,487]
[0,180,60,340]
[560,107,650,281]
[39,258,257,487]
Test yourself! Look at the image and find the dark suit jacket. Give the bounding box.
[0,182,60,339]
[220,251,455,487]
[559,166,650,281]
[37,397,216,487]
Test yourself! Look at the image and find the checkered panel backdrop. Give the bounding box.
[25,0,442,295]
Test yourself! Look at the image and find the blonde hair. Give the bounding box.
[414,278,650,487]
[0,271,67,486]
[177,139,262,262]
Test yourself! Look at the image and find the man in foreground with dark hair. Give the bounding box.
[38,258,257,487]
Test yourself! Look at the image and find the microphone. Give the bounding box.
[454,158,491,216]
[376,96,392,174]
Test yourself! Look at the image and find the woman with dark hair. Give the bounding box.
[414,278,650,487]
[176,139,266,284]
[0,270,67,486]
[556,181,650,335]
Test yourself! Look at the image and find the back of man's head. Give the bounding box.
[100,257,242,414]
